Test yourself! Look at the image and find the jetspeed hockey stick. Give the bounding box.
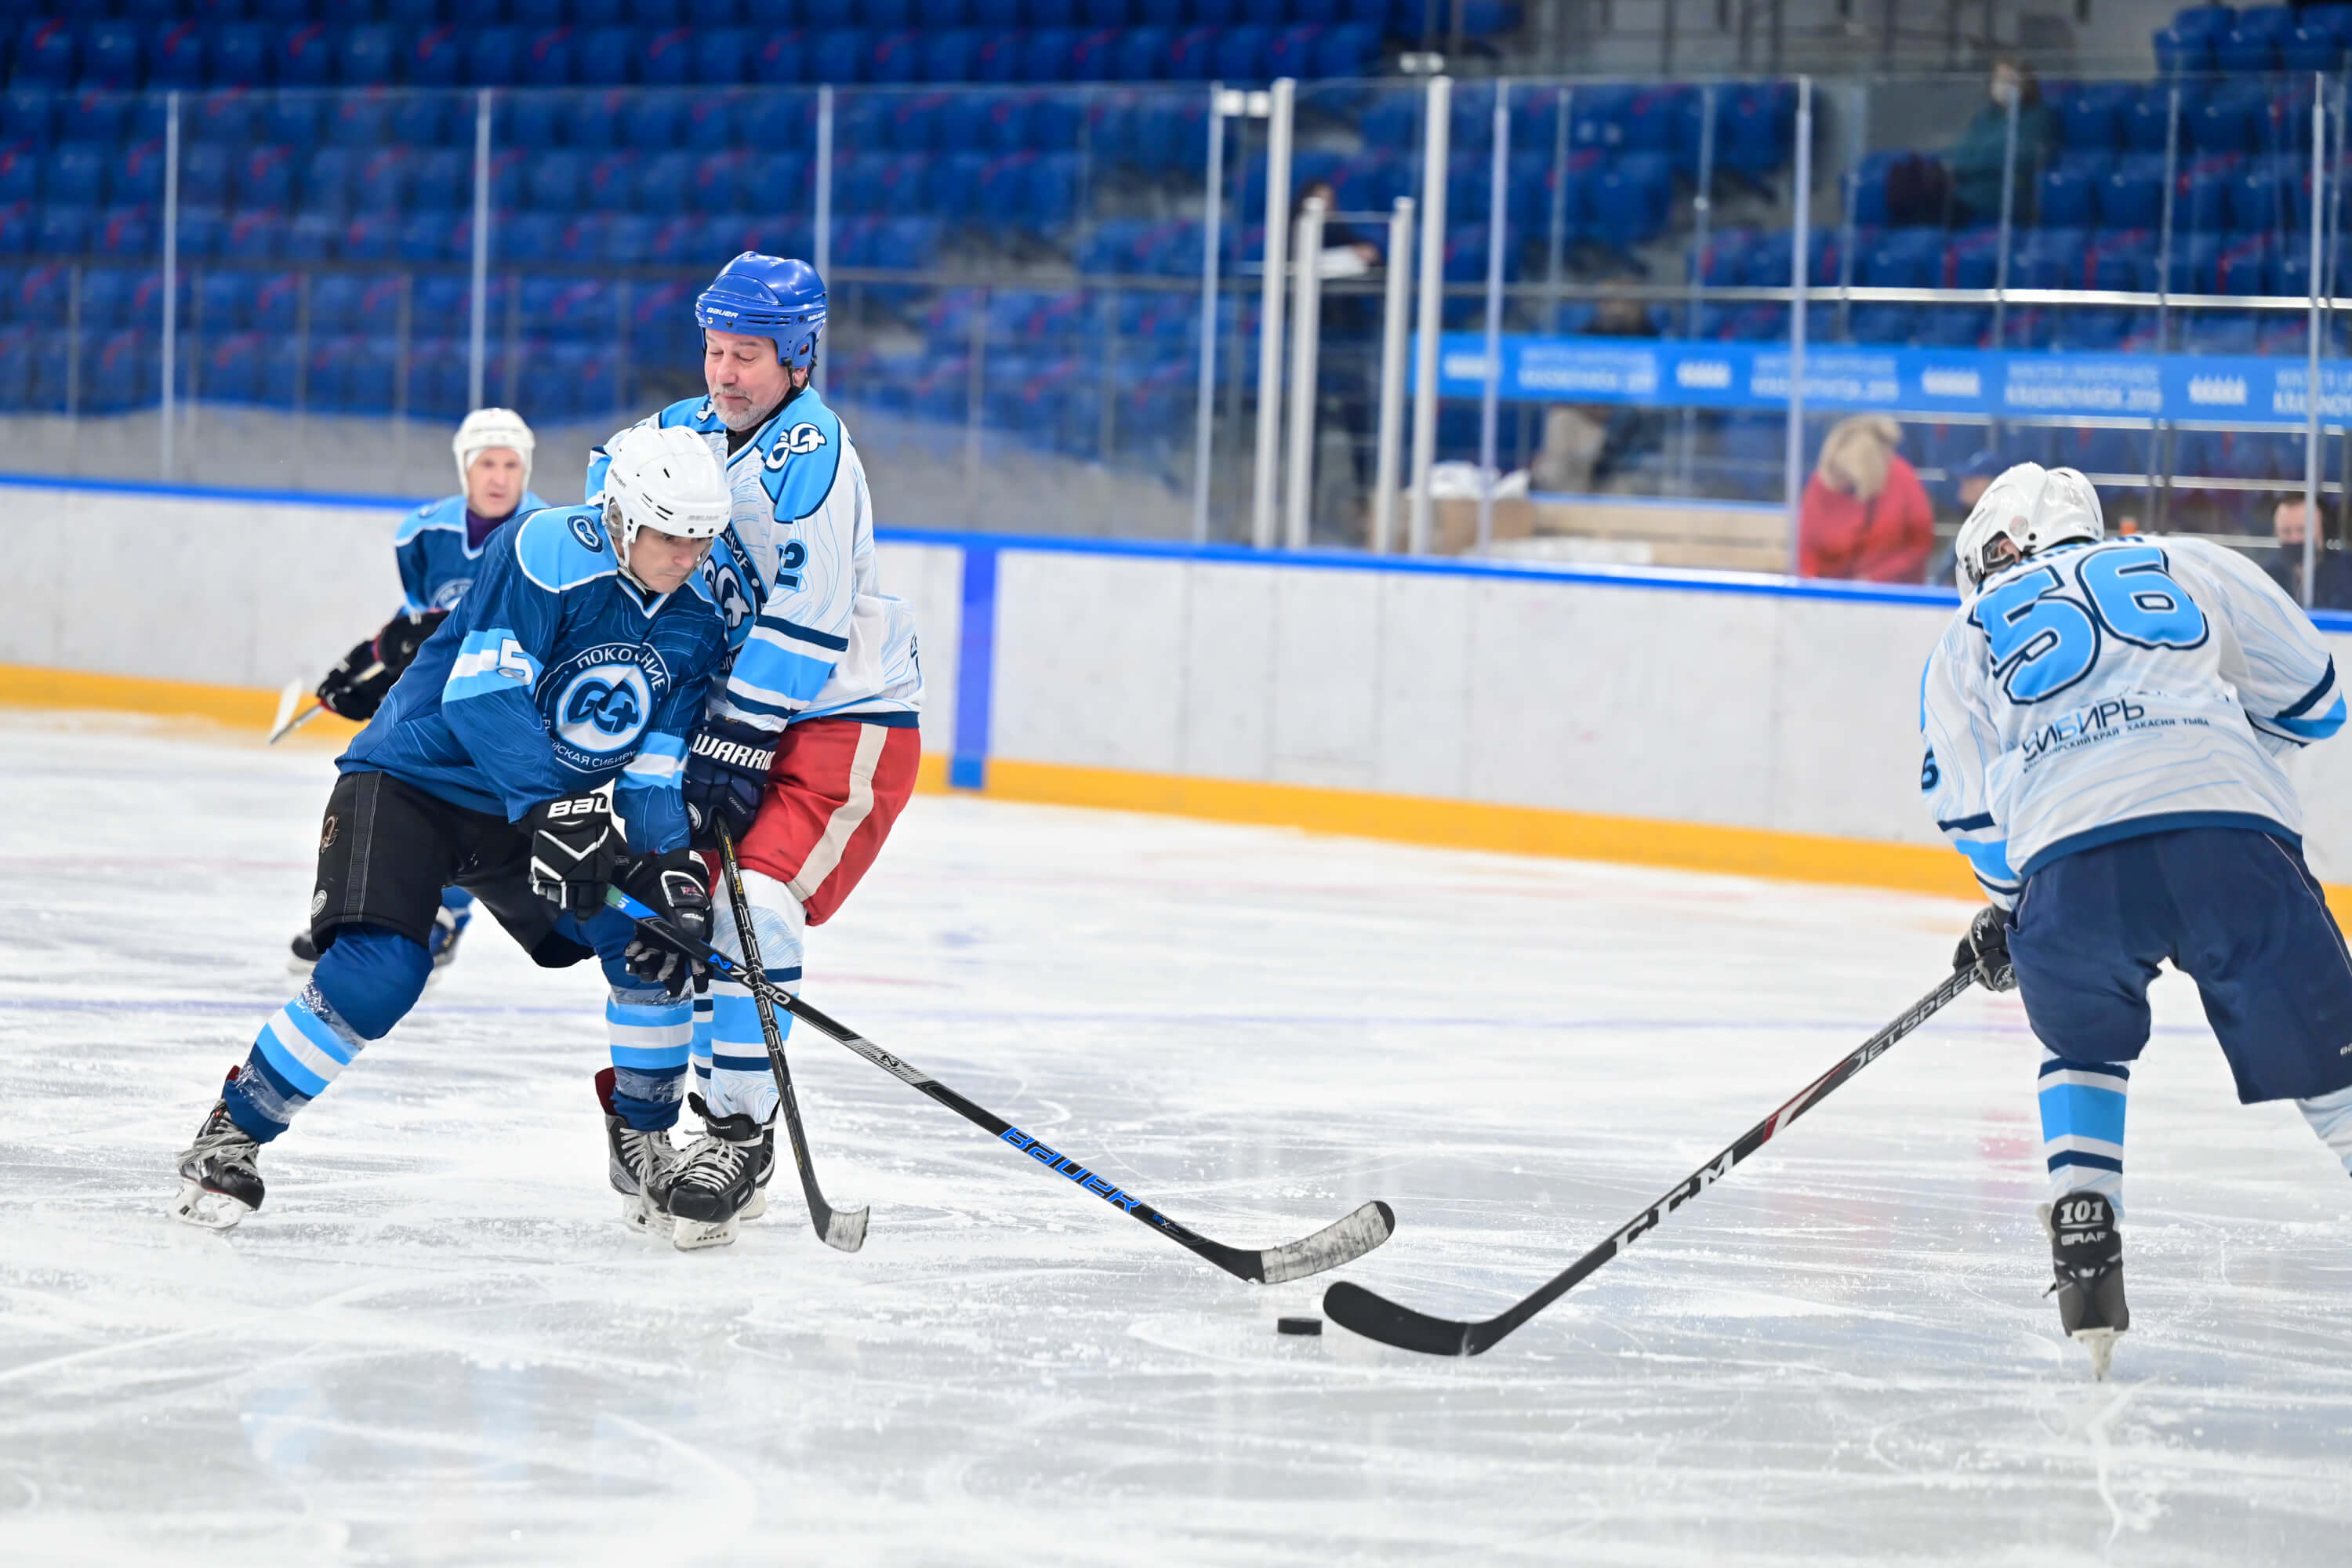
[1323,964,1983,1355]
[607,887,1396,1283]
[712,822,869,1253]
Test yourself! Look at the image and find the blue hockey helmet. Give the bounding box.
[694,252,826,369]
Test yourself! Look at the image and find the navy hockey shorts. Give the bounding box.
[2009,826,2352,1103]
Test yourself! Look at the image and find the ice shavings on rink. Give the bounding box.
[1,710,2348,1564]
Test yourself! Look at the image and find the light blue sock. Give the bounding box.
[2038,1048,2129,1212]
[2297,1084,2352,1176]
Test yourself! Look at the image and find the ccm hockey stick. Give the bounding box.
[267,662,380,746]
[1323,965,1982,1356]
[711,822,868,1253]
[608,887,1396,1283]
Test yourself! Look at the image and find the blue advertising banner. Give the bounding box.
[1428,334,2352,428]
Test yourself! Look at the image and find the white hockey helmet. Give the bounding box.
[1953,462,2104,593]
[452,406,536,492]
[599,424,730,585]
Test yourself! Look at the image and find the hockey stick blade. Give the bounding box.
[1323,967,1980,1356]
[713,822,869,1254]
[609,887,1394,1283]
[266,680,304,742]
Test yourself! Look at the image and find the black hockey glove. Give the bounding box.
[314,609,448,722]
[1955,905,2017,992]
[616,851,713,996]
[681,717,777,847]
[528,793,627,920]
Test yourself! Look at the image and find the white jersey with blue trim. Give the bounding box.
[391,489,552,614]
[1919,533,2344,906]
[588,390,921,735]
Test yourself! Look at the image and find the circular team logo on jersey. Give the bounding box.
[429,577,473,610]
[568,513,607,553]
[554,663,653,756]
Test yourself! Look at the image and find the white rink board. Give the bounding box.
[9,481,2352,877]
[2,713,2349,1563]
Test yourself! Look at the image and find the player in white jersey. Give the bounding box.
[1921,463,2352,1377]
[587,252,924,1248]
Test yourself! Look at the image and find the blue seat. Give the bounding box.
[2281,24,2346,70]
[198,270,257,332]
[597,212,654,263]
[2059,82,2128,152]
[141,21,206,89]
[495,211,560,263]
[1023,28,1081,80]
[924,28,980,81]
[927,149,988,220]
[261,93,323,145]
[0,147,35,207]
[889,93,944,152]
[337,25,397,85]
[503,93,564,149]
[79,265,139,332]
[1317,24,1379,75]
[2216,25,2282,72]
[2180,156,2238,230]
[1213,24,1272,80]
[2087,229,2155,291]
[643,25,695,85]
[2038,154,2107,228]
[12,20,74,88]
[95,205,155,256]
[633,149,695,213]
[579,26,637,85]
[813,29,869,82]
[741,93,810,147]
[468,27,522,86]
[177,205,228,257]
[274,23,334,87]
[113,139,169,205]
[583,151,638,208]
[47,143,107,206]
[82,21,144,90]
[2217,234,2274,293]
[520,27,578,87]
[1029,151,1080,227]
[527,149,585,211]
[621,91,688,148]
[1163,26,1218,78]
[510,0,566,25]
[223,212,287,260]
[2011,227,2086,289]
[2099,152,2166,229]
[356,148,408,211]
[407,25,465,88]
[919,0,972,23]
[1588,152,1671,250]
[1083,0,1131,22]
[2,89,55,144]
[752,29,808,82]
[1030,0,1081,22]
[399,208,468,262]
[328,94,391,148]
[309,273,365,336]
[299,146,356,218]
[286,212,343,261]
[1268,24,1323,78]
[1846,305,1915,345]
[2164,230,2224,292]
[206,24,269,87]
[2230,157,2288,232]
[410,148,466,209]
[2190,88,2259,156]
[871,30,924,82]
[1860,228,1944,289]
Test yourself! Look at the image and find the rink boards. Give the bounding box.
[8,470,2352,896]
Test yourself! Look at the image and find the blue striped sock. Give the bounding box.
[224,984,368,1142]
[606,984,691,1131]
[2038,1048,2129,1210]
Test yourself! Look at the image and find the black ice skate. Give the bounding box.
[665,1094,776,1253]
[595,1068,682,1235]
[286,930,319,975]
[169,1077,265,1230]
[2045,1190,2130,1380]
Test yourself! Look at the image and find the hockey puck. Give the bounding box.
[1276,1316,1323,1337]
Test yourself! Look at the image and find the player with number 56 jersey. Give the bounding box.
[1922,462,2352,1381]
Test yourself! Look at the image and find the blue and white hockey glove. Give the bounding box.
[528,793,626,920]
[681,717,776,847]
[617,851,712,996]
[1955,906,2016,992]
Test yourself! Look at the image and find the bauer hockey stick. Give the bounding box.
[712,822,869,1254]
[608,887,1396,1284]
[1323,964,1983,1356]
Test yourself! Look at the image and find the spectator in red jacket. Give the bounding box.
[1798,415,1935,583]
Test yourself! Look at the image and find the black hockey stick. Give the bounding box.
[608,887,1395,1283]
[1323,965,1982,1356]
[711,822,869,1254]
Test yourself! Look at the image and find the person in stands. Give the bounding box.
[1799,415,1935,583]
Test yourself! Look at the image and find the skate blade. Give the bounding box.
[2074,1327,2123,1381]
[169,1178,253,1231]
[619,1192,673,1236]
[670,1214,740,1251]
[741,1189,767,1221]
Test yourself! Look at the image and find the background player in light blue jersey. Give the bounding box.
[290,408,552,977]
[586,253,923,1249]
[1922,462,2352,1377]
[172,426,732,1234]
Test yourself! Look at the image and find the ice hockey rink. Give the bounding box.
[2,709,2347,1565]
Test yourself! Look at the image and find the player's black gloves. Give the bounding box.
[314,609,449,722]
[1955,905,2017,992]
[681,717,776,847]
[616,851,712,996]
[528,792,626,919]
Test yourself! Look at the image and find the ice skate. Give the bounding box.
[596,1069,682,1235]
[169,1080,265,1230]
[666,1094,775,1252]
[2045,1191,2129,1380]
[286,930,318,975]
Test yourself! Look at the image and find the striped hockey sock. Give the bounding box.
[2038,1048,2130,1210]
[2296,1083,2352,1176]
[605,984,692,1131]
[701,865,807,1125]
[225,984,370,1142]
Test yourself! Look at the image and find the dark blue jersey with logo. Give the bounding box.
[342,506,730,856]
[392,489,552,613]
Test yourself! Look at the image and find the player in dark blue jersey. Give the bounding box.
[289,408,551,976]
[172,426,735,1232]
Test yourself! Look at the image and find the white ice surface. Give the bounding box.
[2,710,2350,1566]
